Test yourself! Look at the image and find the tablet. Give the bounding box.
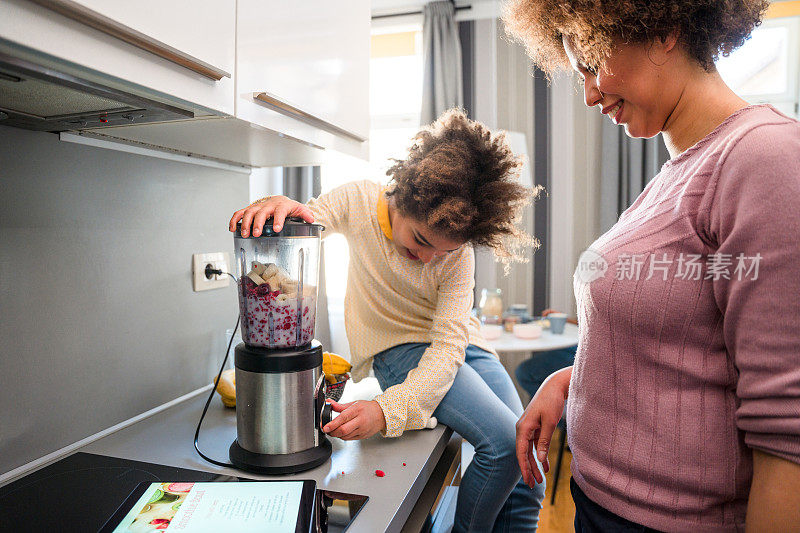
[99,480,316,533]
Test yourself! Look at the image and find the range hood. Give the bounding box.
[0,47,328,169]
[0,50,192,132]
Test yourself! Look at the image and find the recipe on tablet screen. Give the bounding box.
[112,481,304,532]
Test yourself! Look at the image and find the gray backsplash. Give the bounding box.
[0,126,247,475]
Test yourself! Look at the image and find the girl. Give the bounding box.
[230,110,545,532]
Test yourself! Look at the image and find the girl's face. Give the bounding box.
[389,209,463,263]
[563,35,681,138]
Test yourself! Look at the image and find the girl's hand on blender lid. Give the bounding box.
[229,196,315,237]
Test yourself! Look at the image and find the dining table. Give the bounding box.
[485,323,580,402]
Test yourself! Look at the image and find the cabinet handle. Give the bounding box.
[26,0,231,81]
[253,92,367,143]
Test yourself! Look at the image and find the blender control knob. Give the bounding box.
[321,402,332,428]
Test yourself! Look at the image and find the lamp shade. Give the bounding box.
[506,131,534,189]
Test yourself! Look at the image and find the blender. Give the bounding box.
[229,218,333,474]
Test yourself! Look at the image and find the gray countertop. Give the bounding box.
[79,388,453,533]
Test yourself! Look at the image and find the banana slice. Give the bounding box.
[264,275,282,289]
[280,279,299,294]
[263,263,279,279]
[251,261,267,277]
[247,271,266,285]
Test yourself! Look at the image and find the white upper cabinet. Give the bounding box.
[236,0,370,159]
[64,0,233,79]
[0,0,370,165]
[0,0,235,115]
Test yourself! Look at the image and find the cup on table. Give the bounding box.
[548,312,568,334]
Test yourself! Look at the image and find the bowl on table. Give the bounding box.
[480,324,503,340]
[513,322,543,339]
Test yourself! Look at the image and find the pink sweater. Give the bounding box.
[568,105,800,532]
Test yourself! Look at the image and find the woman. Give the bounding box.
[503,0,800,531]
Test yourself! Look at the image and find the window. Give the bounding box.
[716,17,800,117]
[323,25,423,189]
[321,24,424,355]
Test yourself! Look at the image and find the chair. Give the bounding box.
[550,418,568,505]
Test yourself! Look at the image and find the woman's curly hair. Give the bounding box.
[501,0,769,76]
[386,109,541,268]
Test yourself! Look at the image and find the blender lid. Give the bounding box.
[235,217,324,238]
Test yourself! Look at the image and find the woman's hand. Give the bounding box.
[515,366,572,487]
[229,195,314,237]
[322,400,387,440]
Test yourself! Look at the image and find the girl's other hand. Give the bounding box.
[229,195,314,237]
[322,400,387,440]
[515,366,572,487]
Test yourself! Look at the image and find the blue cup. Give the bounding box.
[548,313,567,334]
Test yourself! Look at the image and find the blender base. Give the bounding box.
[229,438,332,475]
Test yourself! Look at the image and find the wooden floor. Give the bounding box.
[538,427,575,533]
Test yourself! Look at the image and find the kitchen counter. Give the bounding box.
[76,384,457,532]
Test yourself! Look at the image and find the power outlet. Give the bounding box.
[192,252,231,292]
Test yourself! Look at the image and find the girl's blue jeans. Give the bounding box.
[373,343,545,533]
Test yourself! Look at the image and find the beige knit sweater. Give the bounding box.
[307,180,494,437]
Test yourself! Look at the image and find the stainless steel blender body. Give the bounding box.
[229,340,332,474]
[235,365,321,455]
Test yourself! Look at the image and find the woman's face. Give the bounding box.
[390,209,464,263]
[563,35,680,138]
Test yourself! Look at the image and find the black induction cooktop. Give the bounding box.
[0,452,368,532]
[0,453,233,531]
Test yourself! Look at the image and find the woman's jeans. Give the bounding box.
[572,478,660,532]
[373,343,545,533]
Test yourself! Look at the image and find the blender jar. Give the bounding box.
[234,218,323,349]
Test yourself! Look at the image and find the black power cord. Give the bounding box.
[194,271,239,468]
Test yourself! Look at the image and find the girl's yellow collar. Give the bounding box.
[376,191,393,241]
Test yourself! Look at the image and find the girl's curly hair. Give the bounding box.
[386,109,541,268]
[501,0,769,76]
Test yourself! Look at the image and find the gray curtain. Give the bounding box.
[599,120,670,232]
[421,1,463,124]
[282,166,332,351]
[282,166,319,204]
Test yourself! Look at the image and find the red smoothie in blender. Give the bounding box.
[238,262,316,348]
